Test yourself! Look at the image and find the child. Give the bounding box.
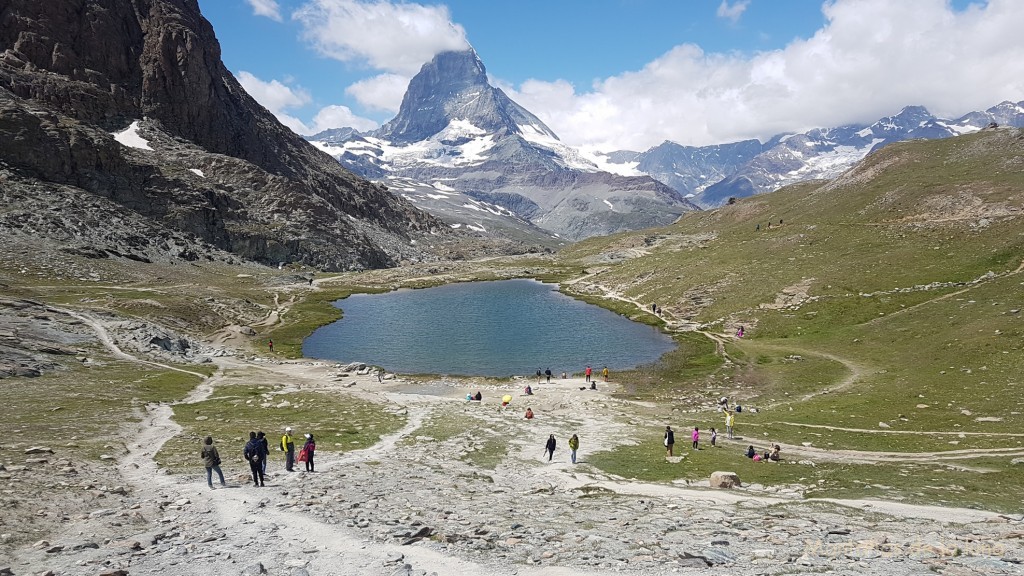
[692,427,700,450]
[710,427,717,447]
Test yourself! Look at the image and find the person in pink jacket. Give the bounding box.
[692,427,700,450]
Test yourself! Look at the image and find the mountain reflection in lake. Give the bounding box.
[302,279,675,377]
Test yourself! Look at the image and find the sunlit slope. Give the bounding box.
[559,127,1024,443]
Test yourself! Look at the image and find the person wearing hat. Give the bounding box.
[280,427,295,472]
[300,433,316,472]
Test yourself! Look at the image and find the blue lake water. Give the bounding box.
[302,279,676,377]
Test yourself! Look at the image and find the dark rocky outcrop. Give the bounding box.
[0,0,446,270]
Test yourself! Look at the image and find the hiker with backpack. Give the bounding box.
[281,427,295,472]
[201,436,226,489]
[244,431,266,487]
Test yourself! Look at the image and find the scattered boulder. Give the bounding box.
[709,471,741,488]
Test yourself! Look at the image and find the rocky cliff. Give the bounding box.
[0,0,445,270]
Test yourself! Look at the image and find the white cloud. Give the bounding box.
[346,73,410,113]
[237,71,377,135]
[716,0,750,23]
[246,0,283,21]
[503,0,1024,151]
[237,71,311,113]
[309,105,379,133]
[293,0,470,74]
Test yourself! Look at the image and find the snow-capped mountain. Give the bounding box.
[308,49,698,241]
[616,101,1024,208]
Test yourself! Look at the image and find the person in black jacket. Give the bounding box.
[543,434,556,461]
[257,431,269,475]
[243,431,265,487]
[664,426,675,457]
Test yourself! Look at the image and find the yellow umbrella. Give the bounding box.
[502,394,513,404]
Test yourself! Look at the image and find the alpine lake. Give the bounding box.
[302,279,676,377]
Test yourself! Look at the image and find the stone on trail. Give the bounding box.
[243,562,268,575]
[24,446,54,454]
[709,471,741,488]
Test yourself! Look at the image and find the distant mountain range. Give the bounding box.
[602,101,1024,207]
[309,48,1024,232]
[307,50,699,242]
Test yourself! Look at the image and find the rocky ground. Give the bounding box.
[1,313,1022,576]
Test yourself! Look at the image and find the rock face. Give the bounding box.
[0,0,445,271]
[709,471,741,489]
[310,49,699,242]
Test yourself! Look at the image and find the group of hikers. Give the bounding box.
[200,427,317,488]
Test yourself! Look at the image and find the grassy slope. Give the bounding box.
[555,129,1024,510]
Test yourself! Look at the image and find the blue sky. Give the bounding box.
[197,0,1024,151]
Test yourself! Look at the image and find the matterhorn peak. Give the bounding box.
[375,48,557,144]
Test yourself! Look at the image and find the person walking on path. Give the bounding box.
[201,436,226,488]
[300,433,316,472]
[602,366,609,381]
[244,431,265,487]
[257,431,269,475]
[710,427,717,447]
[268,339,274,352]
[543,434,557,461]
[725,411,735,439]
[568,434,579,464]
[692,427,700,450]
[585,365,592,383]
[664,426,675,457]
[281,427,295,472]
[544,368,552,383]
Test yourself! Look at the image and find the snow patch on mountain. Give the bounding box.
[112,121,153,151]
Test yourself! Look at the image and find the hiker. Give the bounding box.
[651,302,657,313]
[474,391,482,401]
[736,326,744,337]
[718,396,729,412]
[769,444,781,461]
[376,368,384,383]
[281,427,295,472]
[525,385,533,395]
[692,427,700,450]
[268,339,273,352]
[536,368,542,381]
[243,431,265,487]
[746,445,756,458]
[525,407,534,419]
[568,434,579,464]
[602,366,609,381]
[201,436,226,489]
[544,368,552,383]
[710,427,717,447]
[561,372,567,379]
[257,431,269,474]
[543,434,557,461]
[299,433,316,472]
[725,411,735,439]
[664,426,675,456]
[584,365,592,383]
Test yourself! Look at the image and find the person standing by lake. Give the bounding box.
[602,366,609,381]
[543,434,557,461]
[281,427,295,472]
[568,434,579,464]
[201,436,226,489]
[664,426,675,456]
[544,368,552,383]
[585,365,592,383]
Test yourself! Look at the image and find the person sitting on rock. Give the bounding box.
[525,385,533,395]
[474,391,482,401]
[525,407,534,419]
